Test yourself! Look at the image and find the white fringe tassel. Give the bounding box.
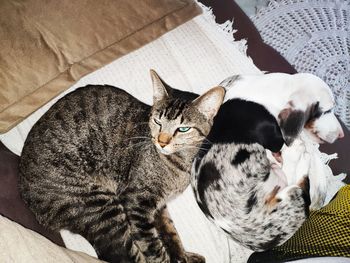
[196,2,249,55]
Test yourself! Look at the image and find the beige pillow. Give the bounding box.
[0,215,104,262]
[0,0,201,133]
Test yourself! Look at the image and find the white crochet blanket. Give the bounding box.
[252,0,350,128]
[0,4,345,263]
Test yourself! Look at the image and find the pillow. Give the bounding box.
[0,215,102,262]
[0,0,201,133]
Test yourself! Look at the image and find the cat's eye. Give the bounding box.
[153,118,161,125]
[177,127,191,133]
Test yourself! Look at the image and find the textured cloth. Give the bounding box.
[0,0,201,133]
[281,132,345,209]
[248,185,350,262]
[252,0,350,128]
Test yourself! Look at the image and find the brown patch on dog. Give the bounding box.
[304,102,322,136]
[265,186,281,209]
[278,108,292,121]
[297,176,310,194]
[304,120,315,129]
[278,107,306,145]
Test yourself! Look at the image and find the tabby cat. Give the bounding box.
[19,70,225,263]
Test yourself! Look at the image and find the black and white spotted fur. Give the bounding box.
[192,143,310,251]
[191,99,311,251]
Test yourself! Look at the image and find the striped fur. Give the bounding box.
[19,78,223,263]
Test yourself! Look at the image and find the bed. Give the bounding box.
[0,0,349,262]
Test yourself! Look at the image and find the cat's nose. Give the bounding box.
[158,133,172,148]
[159,142,167,148]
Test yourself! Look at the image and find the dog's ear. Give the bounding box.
[278,103,307,146]
[278,101,321,146]
[306,101,322,122]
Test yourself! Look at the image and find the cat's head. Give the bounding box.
[149,70,225,155]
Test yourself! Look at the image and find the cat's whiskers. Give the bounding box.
[182,136,212,146]
[195,141,212,146]
[124,139,153,150]
[132,121,149,127]
[175,144,209,153]
[121,136,152,149]
[186,146,209,152]
[124,136,151,141]
[202,138,213,144]
[182,136,201,140]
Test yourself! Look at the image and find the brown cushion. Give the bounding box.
[0,0,201,133]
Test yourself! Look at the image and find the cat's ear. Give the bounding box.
[150,69,169,103]
[192,86,225,121]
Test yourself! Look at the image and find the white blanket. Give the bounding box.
[0,5,344,263]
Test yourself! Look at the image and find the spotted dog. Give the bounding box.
[191,98,310,251]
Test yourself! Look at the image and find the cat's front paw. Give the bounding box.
[184,252,205,263]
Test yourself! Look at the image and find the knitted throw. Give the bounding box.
[252,0,350,128]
